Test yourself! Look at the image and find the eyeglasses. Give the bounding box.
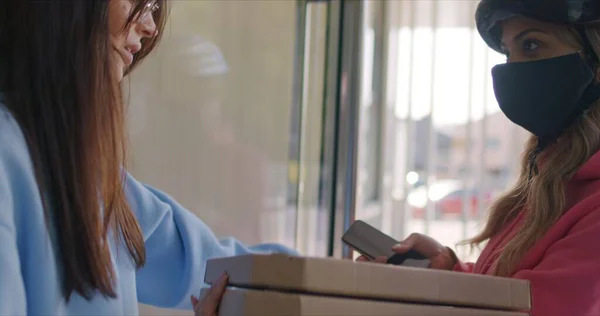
[146,1,160,13]
[140,1,160,19]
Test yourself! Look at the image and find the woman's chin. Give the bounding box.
[111,55,125,82]
[113,67,125,83]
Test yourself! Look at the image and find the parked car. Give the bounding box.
[407,179,492,219]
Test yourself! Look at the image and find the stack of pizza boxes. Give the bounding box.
[203,254,531,316]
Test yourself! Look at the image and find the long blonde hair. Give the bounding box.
[468,25,600,277]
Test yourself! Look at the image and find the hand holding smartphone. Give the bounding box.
[342,220,431,269]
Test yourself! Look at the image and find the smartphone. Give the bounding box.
[342,220,397,260]
[342,220,431,268]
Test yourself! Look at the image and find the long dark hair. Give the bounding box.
[0,0,168,300]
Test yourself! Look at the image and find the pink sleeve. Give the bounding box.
[512,209,600,316]
[452,261,474,273]
[446,247,475,273]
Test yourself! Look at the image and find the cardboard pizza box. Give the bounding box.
[204,254,531,312]
[202,288,529,316]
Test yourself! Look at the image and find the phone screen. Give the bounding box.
[341,220,398,260]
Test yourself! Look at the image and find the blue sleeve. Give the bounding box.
[125,172,299,309]
[0,134,27,315]
[0,192,27,315]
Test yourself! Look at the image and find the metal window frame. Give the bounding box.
[287,0,360,259]
[328,0,364,259]
[290,0,333,256]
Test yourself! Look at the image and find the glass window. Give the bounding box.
[355,0,386,232]
[358,14,381,204]
[354,0,531,262]
[126,1,307,314]
[485,137,501,149]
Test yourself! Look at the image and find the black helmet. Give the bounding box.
[476,0,600,56]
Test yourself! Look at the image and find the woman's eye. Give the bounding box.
[522,40,540,53]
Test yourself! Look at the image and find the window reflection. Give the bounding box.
[126,2,300,314]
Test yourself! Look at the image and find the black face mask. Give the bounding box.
[492,52,600,150]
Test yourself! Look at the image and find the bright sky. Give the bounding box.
[368,27,507,126]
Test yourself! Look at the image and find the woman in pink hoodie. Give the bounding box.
[377,1,600,315]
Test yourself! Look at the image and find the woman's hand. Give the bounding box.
[356,233,457,270]
[191,273,229,316]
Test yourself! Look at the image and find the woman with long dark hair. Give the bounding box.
[0,1,297,315]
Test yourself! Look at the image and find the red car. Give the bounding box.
[408,180,492,219]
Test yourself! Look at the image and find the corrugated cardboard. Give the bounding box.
[203,288,529,316]
[205,254,531,312]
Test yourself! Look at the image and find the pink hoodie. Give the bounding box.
[454,151,600,315]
